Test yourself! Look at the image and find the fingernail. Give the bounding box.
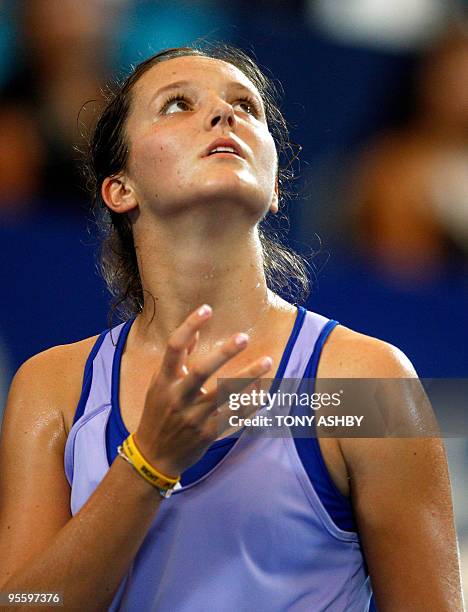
[198,304,212,317]
[261,357,273,368]
[234,333,249,346]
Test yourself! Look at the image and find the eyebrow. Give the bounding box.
[151,80,192,101]
[149,79,264,109]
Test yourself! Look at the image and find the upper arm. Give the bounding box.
[347,436,462,611]
[328,333,463,610]
[0,349,77,586]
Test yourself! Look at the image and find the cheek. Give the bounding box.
[127,129,185,184]
[256,133,278,186]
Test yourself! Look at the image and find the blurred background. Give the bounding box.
[0,0,466,601]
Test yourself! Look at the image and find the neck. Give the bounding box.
[130,215,289,353]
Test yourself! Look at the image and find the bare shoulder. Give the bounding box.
[317,323,418,379]
[313,324,421,496]
[6,333,101,437]
[316,328,463,609]
[0,333,103,586]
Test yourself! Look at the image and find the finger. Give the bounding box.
[177,332,251,404]
[213,357,273,416]
[216,383,269,433]
[182,366,209,395]
[160,304,212,379]
[186,355,273,424]
[198,354,272,404]
[187,330,199,356]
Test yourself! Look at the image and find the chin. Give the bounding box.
[201,173,269,207]
[201,184,268,216]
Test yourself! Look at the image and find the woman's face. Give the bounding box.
[122,55,278,221]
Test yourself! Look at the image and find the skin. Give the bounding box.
[0,56,463,610]
[103,55,286,354]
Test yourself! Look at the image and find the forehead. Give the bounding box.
[131,55,262,104]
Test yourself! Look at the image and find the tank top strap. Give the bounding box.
[72,321,128,426]
[64,320,130,488]
[288,316,358,533]
[281,309,333,380]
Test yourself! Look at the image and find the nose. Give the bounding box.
[205,99,236,131]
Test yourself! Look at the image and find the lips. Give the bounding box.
[203,138,244,159]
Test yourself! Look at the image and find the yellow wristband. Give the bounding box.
[121,434,181,490]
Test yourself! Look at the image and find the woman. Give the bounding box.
[0,45,463,611]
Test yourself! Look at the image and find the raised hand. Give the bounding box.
[134,304,272,477]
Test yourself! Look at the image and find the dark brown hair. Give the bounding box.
[84,43,310,320]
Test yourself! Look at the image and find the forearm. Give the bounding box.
[2,458,162,611]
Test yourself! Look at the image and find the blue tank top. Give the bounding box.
[64,307,375,611]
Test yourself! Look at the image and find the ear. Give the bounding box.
[101,174,138,214]
[269,177,279,214]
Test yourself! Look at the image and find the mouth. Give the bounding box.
[203,138,244,159]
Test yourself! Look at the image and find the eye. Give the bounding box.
[234,96,261,117]
[160,94,192,114]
